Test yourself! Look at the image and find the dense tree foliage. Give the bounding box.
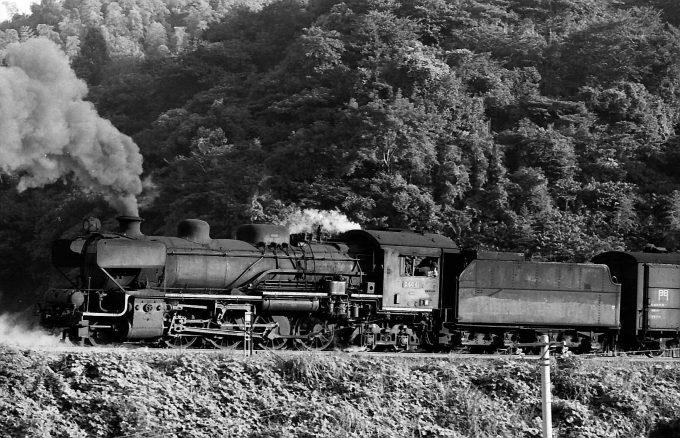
[4,0,680,311]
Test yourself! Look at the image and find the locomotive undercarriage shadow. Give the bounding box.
[348,322,421,352]
[633,336,680,358]
[433,327,616,356]
[64,308,351,351]
[76,319,673,358]
[156,310,351,351]
[69,313,623,357]
[150,301,437,352]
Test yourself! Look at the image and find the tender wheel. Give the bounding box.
[665,340,679,358]
[255,316,289,350]
[295,315,335,351]
[644,342,665,357]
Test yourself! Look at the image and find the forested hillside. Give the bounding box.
[2,0,680,313]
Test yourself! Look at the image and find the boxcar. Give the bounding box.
[592,251,680,352]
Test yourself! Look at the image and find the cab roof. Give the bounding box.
[594,251,680,265]
[343,229,459,251]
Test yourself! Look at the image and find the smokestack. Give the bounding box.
[116,216,144,238]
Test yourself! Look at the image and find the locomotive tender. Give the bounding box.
[38,216,679,354]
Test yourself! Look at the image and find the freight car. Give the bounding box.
[40,215,629,354]
[592,251,680,354]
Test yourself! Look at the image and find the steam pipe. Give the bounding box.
[82,294,130,318]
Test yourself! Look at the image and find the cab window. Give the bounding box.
[401,255,419,276]
[400,256,439,277]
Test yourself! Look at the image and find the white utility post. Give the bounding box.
[518,335,556,438]
[243,309,253,357]
[540,334,553,438]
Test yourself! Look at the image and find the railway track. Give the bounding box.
[7,340,680,362]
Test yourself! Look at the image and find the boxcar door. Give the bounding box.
[643,264,680,332]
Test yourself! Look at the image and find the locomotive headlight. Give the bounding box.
[70,291,86,307]
[83,217,101,233]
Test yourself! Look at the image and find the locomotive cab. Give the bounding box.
[343,229,459,314]
[340,229,460,350]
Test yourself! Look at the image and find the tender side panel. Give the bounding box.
[457,261,620,327]
[645,264,680,331]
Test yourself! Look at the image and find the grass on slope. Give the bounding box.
[1,346,680,437]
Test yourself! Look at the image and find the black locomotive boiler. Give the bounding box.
[44,216,364,349]
[37,215,680,354]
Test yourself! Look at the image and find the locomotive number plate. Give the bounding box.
[402,281,422,288]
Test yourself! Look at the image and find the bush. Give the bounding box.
[2,345,680,437]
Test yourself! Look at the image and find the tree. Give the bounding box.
[580,82,678,152]
[71,26,110,85]
[144,21,168,56]
[548,7,680,96]
[507,167,553,214]
[36,24,61,45]
[146,139,270,237]
[499,119,578,182]
[79,0,103,28]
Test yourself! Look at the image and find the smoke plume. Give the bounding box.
[279,208,361,234]
[0,313,61,347]
[0,38,143,215]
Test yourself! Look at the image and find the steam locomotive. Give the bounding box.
[38,216,680,354]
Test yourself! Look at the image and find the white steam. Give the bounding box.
[0,38,143,215]
[0,313,61,347]
[137,176,159,211]
[278,208,361,234]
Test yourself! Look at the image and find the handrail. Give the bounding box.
[82,293,130,317]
